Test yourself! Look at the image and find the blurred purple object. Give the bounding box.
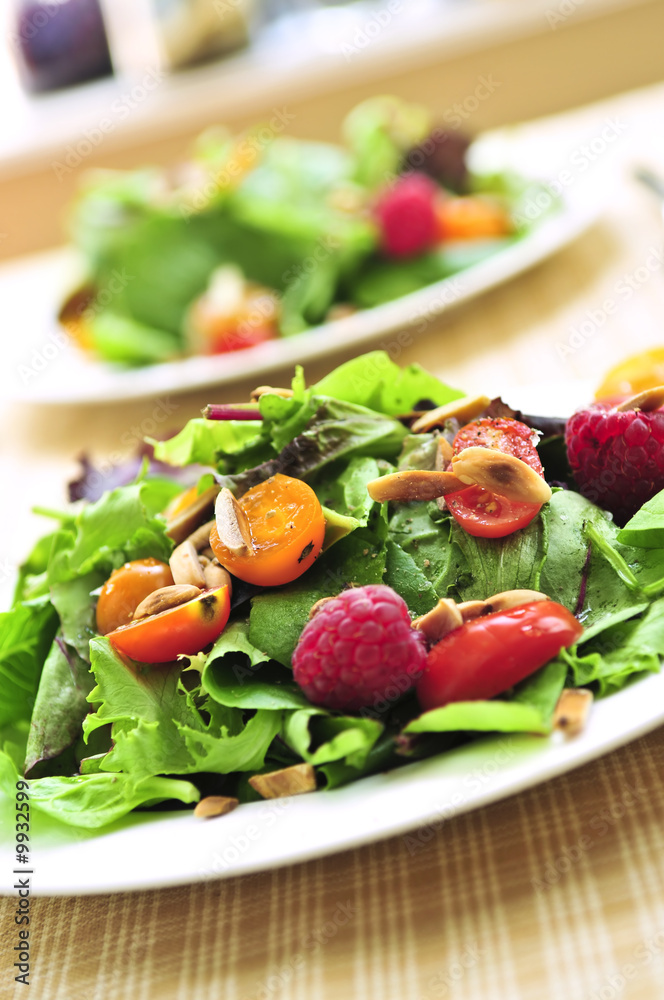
[13,0,113,93]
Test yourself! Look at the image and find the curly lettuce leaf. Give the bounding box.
[84,638,279,780]
[283,709,383,769]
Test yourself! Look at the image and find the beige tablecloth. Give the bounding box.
[3,82,664,1000]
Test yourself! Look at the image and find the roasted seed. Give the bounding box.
[553,688,593,737]
[435,435,454,468]
[483,589,549,612]
[456,600,491,621]
[193,796,240,819]
[615,385,664,413]
[248,763,317,799]
[215,488,255,556]
[451,447,552,505]
[367,470,465,504]
[250,385,294,401]
[413,599,463,643]
[165,486,220,545]
[170,539,207,588]
[186,519,215,552]
[133,584,201,619]
[203,560,232,593]
[411,395,491,433]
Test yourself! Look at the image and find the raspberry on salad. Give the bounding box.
[374,173,438,258]
[292,585,427,712]
[565,398,664,523]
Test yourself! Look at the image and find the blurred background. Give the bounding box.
[1,0,663,262]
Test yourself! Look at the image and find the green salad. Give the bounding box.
[3,351,664,834]
[60,96,553,365]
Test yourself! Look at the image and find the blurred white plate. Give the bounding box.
[1,379,661,898]
[3,168,607,406]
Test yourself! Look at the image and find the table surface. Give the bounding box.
[3,81,664,999]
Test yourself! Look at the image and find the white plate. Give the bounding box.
[1,379,661,897]
[4,167,608,406]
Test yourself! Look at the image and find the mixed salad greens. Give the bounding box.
[59,96,553,366]
[4,350,664,836]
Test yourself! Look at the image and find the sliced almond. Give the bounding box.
[435,435,454,468]
[203,560,233,593]
[215,488,255,556]
[367,470,465,503]
[411,395,491,434]
[413,599,463,643]
[615,385,664,413]
[451,447,552,505]
[483,589,549,612]
[250,385,294,401]
[186,519,215,552]
[248,763,317,800]
[133,584,201,620]
[457,600,491,621]
[170,539,207,589]
[553,688,593,737]
[193,795,240,819]
[166,485,220,545]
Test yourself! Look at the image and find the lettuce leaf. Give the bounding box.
[312,351,462,415]
[404,659,567,736]
[283,709,383,769]
[84,638,279,780]
[0,599,58,729]
[618,490,664,548]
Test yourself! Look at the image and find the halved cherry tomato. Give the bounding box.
[108,584,231,663]
[445,485,542,538]
[446,418,544,538]
[436,196,512,241]
[416,600,583,710]
[96,558,175,635]
[210,474,325,587]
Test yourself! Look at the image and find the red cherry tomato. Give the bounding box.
[446,418,545,538]
[108,585,231,663]
[416,600,583,711]
[445,485,542,538]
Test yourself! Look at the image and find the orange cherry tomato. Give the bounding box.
[163,485,200,521]
[96,558,175,635]
[210,474,325,587]
[108,585,231,663]
[595,348,664,401]
[436,196,512,241]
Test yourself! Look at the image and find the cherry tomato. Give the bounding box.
[416,600,583,711]
[96,558,174,635]
[446,418,545,538]
[210,474,325,587]
[436,196,512,241]
[445,485,542,538]
[108,584,231,663]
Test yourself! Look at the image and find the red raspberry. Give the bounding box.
[292,585,426,712]
[565,402,664,523]
[374,173,438,258]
